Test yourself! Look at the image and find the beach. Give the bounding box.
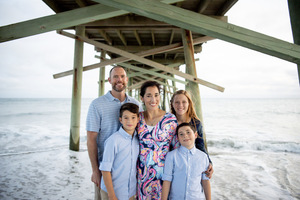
[0,98,299,199]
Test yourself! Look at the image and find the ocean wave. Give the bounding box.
[208,139,300,154]
[0,111,68,118]
[0,145,87,157]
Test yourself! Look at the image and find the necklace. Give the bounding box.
[145,112,161,126]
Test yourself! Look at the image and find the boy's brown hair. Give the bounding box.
[119,103,139,117]
[176,122,197,135]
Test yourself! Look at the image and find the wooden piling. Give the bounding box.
[98,50,106,97]
[288,0,300,84]
[69,26,85,151]
[181,29,207,149]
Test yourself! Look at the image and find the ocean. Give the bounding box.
[0,98,299,200]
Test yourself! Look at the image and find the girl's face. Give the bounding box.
[177,126,197,150]
[172,94,189,117]
[141,86,160,111]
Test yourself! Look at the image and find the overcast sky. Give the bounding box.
[0,0,299,98]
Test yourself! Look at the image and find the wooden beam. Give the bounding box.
[119,62,186,84]
[42,0,63,13]
[84,15,227,29]
[117,30,127,46]
[169,29,175,44]
[0,0,183,43]
[54,31,213,78]
[104,45,202,53]
[0,4,128,43]
[99,30,112,45]
[197,0,211,14]
[56,31,224,92]
[216,0,238,16]
[134,30,142,46]
[97,53,183,83]
[127,62,181,78]
[75,0,87,7]
[95,0,300,64]
[151,30,155,46]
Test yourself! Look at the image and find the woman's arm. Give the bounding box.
[162,180,171,200]
[201,180,211,200]
[102,171,118,200]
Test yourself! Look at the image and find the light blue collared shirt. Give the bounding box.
[86,91,142,162]
[162,146,209,200]
[100,127,139,200]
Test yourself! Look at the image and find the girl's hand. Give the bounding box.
[205,163,214,179]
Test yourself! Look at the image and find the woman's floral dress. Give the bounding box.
[137,112,178,200]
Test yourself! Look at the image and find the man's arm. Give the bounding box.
[161,180,171,200]
[202,180,211,200]
[87,131,101,187]
[102,171,117,200]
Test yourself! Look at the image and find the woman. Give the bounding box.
[170,90,214,178]
[137,81,178,200]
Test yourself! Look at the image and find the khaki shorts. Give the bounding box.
[100,189,136,200]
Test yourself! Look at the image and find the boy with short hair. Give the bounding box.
[162,123,211,200]
[100,103,140,200]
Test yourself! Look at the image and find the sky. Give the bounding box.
[0,0,299,99]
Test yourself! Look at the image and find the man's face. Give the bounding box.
[108,67,128,92]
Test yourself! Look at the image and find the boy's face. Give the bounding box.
[177,126,197,150]
[119,110,139,135]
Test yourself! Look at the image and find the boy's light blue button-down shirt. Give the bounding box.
[100,127,139,200]
[162,146,209,200]
[86,91,142,162]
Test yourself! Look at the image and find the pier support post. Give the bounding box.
[181,29,207,149]
[98,50,106,97]
[288,0,300,85]
[128,69,133,96]
[69,26,85,151]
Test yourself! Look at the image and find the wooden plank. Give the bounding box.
[56,30,224,92]
[95,0,300,64]
[0,4,128,43]
[0,0,183,43]
[53,31,214,78]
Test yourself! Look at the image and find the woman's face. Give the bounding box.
[141,86,160,111]
[172,94,189,117]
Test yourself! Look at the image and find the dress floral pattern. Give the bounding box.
[137,112,178,200]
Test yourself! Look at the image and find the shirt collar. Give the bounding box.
[118,126,137,140]
[105,91,129,102]
[179,145,196,155]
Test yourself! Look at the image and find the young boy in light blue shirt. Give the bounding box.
[100,103,140,200]
[162,123,211,200]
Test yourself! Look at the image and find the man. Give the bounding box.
[86,66,141,200]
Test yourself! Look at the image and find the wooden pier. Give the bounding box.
[0,0,299,151]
